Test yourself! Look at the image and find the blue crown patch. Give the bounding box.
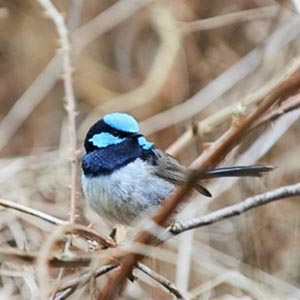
[103,113,139,133]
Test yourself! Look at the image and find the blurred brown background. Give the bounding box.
[0,0,300,299]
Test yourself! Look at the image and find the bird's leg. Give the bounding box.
[109,225,129,244]
[109,227,117,242]
[109,226,138,282]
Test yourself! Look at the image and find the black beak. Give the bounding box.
[130,133,143,139]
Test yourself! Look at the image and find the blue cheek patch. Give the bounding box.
[89,132,125,148]
[138,136,153,150]
[103,113,139,133]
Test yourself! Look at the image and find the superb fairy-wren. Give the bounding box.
[81,112,272,225]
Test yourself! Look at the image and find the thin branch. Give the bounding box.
[51,223,116,298]
[54,288,75,300]
[55,263,119,300]
[0,247,91,268]
[0,198,115,248]
[180,5,279,33]
[203,109,300,200]
[0,246,116,271]
[170,183,300,234]
[36,224,77,299]
[191,63,300,169]
[136,262,188,300]
[255,93,300,127]
[0,198,66,226]
[35,220,118,300]
[167,58,300,156]
[36,0,78,224]
[70,224,116,249]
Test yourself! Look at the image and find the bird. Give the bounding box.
[81,112,273,226]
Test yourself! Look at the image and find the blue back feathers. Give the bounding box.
[103,113,139,133]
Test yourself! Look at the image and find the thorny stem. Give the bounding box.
[37,0,77,224]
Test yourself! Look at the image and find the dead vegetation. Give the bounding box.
[0,1,300,299]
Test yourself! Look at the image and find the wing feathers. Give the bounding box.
[149,149,273,198]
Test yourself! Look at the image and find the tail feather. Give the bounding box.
[201,165,274,179]
[194,183,212,197]
[194,165,274,197]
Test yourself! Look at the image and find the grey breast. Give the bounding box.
[81,158,175,225]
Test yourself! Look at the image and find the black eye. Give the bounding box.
[111,129,119,136]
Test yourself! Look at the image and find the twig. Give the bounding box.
[0,247,91,268]
[35,4,78,297]
[0,246,117,271]
[71,225,116,249]
[136,262,188,300]
[175,221,194,292]
[34,221,114,299]
[204,109,300,199]
[167,58,300,156]
[0,198,66,226]
[170,183,300,234]
[55,263,119,300]
[191,63,300,169]
[37,224,74,300]
[53,223,116,297]
[180,6,279,33]
[255,93,300,127]
[36,0,78,224]
[54,288,75,300]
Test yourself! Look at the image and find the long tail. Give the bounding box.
[193,165,274,197]
[202,165,274,179]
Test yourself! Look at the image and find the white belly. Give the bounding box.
[81,159,174,225]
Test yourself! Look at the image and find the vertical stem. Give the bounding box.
[37,0,77,223]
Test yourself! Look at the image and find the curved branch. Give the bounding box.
[170,183,300,234]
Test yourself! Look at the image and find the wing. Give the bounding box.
[149,148,212,197]
[146,149,274,197]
